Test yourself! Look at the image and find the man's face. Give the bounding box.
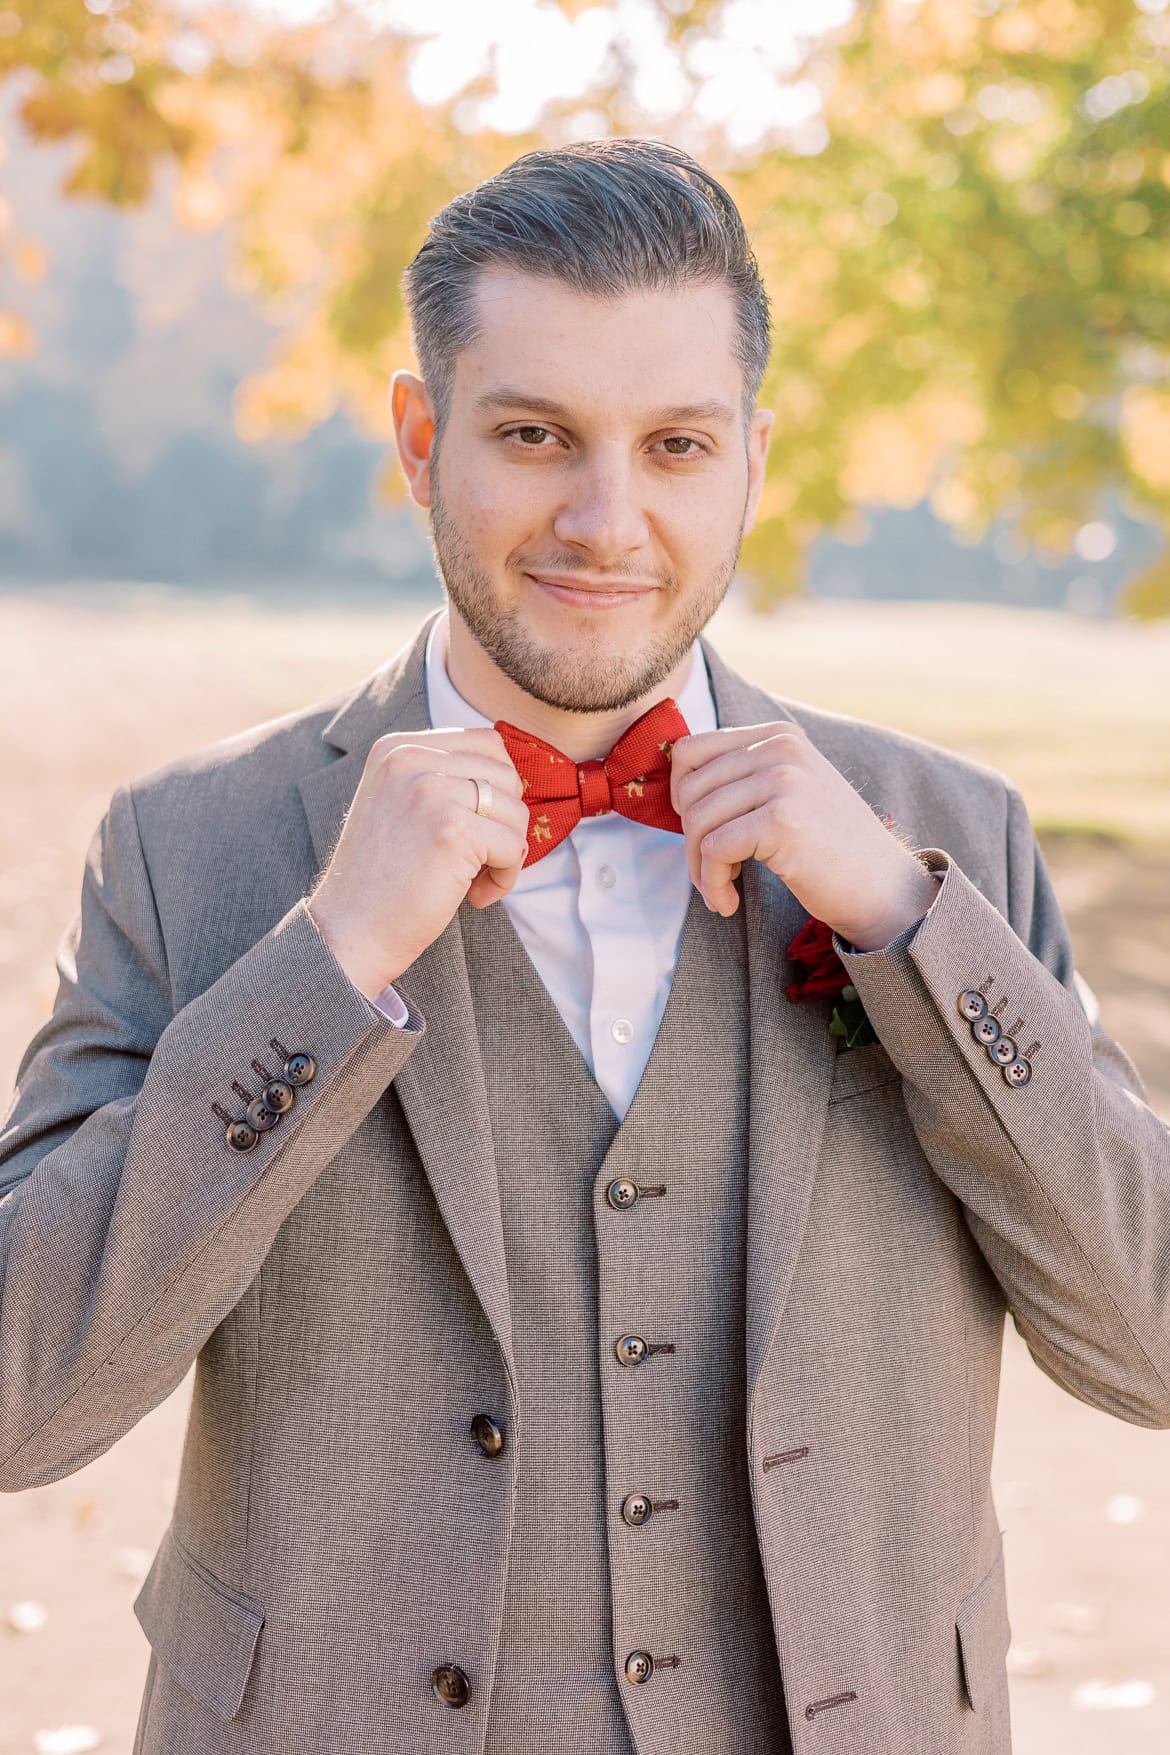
[405,265,772,713]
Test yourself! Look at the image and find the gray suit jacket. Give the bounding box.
[2,608,1167,1754]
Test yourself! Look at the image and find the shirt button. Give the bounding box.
[597,864,617,890]
[611,1017,634,1045]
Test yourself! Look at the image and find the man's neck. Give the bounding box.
[443,604,697,761]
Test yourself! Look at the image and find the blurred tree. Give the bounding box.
[3,0,1168,613]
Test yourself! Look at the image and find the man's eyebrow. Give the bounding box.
[472,388,737,427]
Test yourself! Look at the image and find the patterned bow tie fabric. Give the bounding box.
[494,697,691,866]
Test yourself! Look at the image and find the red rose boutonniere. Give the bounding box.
[784,915,877,1049]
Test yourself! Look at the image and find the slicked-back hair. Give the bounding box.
[400,137,771,451]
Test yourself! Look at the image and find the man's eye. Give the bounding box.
[659,436,704,457]
[506,426,553,446]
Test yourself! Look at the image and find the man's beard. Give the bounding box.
[427,467,745,714]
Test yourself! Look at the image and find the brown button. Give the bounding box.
[263,1079,295,1114]
[284,1052,316,1086]
[624,1651,654,1685]
[431,1664,470,1708]
[245,1097,280,1132]
[621,1492,652,1527]
[225,1120,259,1154]
[470,1413,505,1458]
[615,1334,648,1367]
[606,1178,638,1210]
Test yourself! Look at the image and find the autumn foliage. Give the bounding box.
[3,0,1169,613]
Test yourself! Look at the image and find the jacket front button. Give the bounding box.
[615,1334,648,1367]
[470,1413,505,1458]
[958,990,988,1021]
[621,1492,652,1527]
[225,1120,259,1153]
[431,1664,470,1708]
[283,1052,317,1087]
[624,1651,654,1685]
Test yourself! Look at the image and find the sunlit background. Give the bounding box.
[1,1,1169,1751]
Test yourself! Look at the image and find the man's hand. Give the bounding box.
[306,727,528,1000]
[670,720,940,950]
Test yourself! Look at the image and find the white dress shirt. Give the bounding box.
[348,610,943,1119]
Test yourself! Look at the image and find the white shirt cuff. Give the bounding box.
[367,980,410,1027]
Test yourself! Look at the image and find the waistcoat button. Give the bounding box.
[615,1334,648,1367]
[470,1413,505,1458]
[431,1664,470,1707]
[606,1178,638,1210]
[621,1492,652,1527]
[624,1651,654,1685]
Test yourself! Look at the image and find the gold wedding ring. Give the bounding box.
[472,776,494,820]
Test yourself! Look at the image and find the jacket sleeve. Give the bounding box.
[0,783,425,1491]
[831,781,1170,1429]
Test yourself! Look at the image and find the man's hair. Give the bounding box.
[401,137,771,450]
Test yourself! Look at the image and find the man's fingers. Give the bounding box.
[381,743,525,801]
[670,722,801,813]
[681,774,779,864]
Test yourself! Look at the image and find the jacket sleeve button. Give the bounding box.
[284,1053,317,1086]
[263,1079,295,1114]
[226,1120,259,1153]
[1003,1056,1032,1086]
[245,1097,281,1132]
[431,1665,471,1708]
[958,990,989,1021]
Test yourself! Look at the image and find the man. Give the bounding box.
[1,138,1167,1755]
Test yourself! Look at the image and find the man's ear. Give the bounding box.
[742,405,775,538]
[390,370,435,508]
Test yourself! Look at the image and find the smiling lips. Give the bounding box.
[526,572,659,607]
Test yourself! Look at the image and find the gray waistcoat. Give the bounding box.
[460,887,794,1755]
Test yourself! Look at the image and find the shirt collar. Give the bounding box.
[423,605,718,738]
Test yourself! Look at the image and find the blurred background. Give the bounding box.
[1,0,1169,1750]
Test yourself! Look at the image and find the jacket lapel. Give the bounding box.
[700,637,838,1420]
[295,608,516,1397]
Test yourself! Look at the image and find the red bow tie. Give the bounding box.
[494,697,691,866]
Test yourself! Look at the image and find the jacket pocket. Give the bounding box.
[133,1524,265,1721]
[827,1038,902,1104]
[955,1545,1011,1713]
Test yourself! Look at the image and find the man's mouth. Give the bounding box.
[525,572,658,609]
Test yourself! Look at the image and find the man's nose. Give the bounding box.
[551,456,651,561]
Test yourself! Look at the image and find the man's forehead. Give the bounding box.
[455,265,743,418]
